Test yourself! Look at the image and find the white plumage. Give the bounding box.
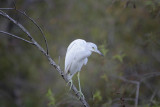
[65,39,90,79]
[64,39,103,96]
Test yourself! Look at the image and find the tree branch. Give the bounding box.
[0,8,89,107]
[149,90,157,106]
[0,8,15,10]
[0,2,49,55]
[0,7,49,55]
[0,10,33,40]
[112,75,140,107]
[16,10,49,55]
[140,72,160,82]
[0,31,33,44]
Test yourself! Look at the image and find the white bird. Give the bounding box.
[64,39,103,97]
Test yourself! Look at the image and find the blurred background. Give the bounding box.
[0,0,160,107]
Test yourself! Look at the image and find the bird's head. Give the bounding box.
[87,42,104,56]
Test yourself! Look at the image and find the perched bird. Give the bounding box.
[64,39,103,97]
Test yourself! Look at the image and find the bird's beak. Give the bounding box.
[96,50,104,56]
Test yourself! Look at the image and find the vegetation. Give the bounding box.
[0,0,160,106]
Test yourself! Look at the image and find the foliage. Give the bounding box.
[93,90,102,102]
[0,0,160,107]
[46,88,56,107]
[113,53,126,63]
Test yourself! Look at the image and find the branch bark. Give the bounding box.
[112,75,140,107]
[0,8,89,107]
[0,31,33,44]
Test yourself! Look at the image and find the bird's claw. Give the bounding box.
[66,79,73,90]
[77,90,84,99]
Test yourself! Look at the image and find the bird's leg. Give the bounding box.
[66,79,73,90]
[77,72,84,99]
[77,72,82,92]
[66,74,73,90]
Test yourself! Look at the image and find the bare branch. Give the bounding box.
[149,90,157,106]
[113,72,160,107]
[0,31,33,44]
[0,0,49,55]
[140,72,160,82]
[0,10,33,40]
[112,75,140,107]
[0,7,49,55]
[135,82,140,107]
[12,0,16,9]
[113,75,139,85]
[16,10,49,55]
[0,8,15,10]
[0,8,89,107]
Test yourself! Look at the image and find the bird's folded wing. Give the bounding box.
[65,43,78,74]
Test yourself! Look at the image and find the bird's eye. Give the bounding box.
[92,47,95,49]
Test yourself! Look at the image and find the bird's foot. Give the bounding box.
[66,79,73,90]
[77,90,84,99]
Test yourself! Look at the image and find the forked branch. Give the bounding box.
[0,31,33,44]
[0,6,89,107]
[112,75,140,107]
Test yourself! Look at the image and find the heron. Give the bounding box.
[64,39,103,98]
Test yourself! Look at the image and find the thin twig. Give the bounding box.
[140,72,160,82]
[0,8,15,10]
[16,10,49,55]
[0,10,33,40]
[0,31,33,44]
[149,90,157,106]
[0,7,49,55]
[12,0,48,54]
[0,9,89,107]
[135,82,140,107]
[12,0,16,9]
[112,75,140,107]
[114,75,138,84]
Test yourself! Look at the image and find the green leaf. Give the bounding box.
[93,90,102,101]
[99,44,109,56]
[113,53,126,63]
[46,88,56,106]
[101,74,108,82]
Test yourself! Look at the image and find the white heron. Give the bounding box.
[64,39,103,97]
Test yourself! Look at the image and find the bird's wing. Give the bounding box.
[65,39,91,75]
[65,39,87,73]
[65,46,91,74]
[65,43,78,74]
[67,39,86,52]
[84,58,88,65]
